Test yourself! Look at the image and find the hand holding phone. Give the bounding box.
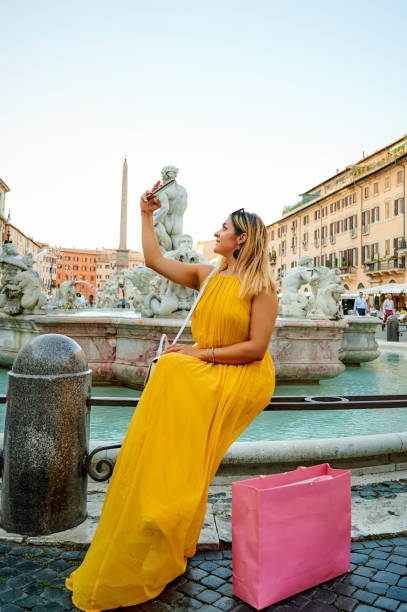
[146,179,175,200]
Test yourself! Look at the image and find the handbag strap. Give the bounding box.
[172,267,218,345]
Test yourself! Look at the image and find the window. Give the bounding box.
[385,239,390,256]
[385,200,390,219]
[270,230,275,240]
[97,264,102,269]
[373,182,379,195]
[362,211,370,233]
[303,215,309,225]
[329,222,336,243]
[394,198,404,215]
[371,207,380,223]
[73,265,78,270]
[281,240,286,255]
[330,202,335,214]
[385,176,391,190]
[397,170,403,184]
[321,226,327,245]
[291,220,297,233]
[322,207,327,217]
[313,256,320,266]
[364,186,369,199]
[82,266,87,271]
[343,248,358,266]
[105,264,110,269]
[303,232,308,248]
[66,256,71,261]
[314,228,320,245]
[314,209,320,221]
[278,227,281,238]
[370,243,379,260]
[362,245,369,263]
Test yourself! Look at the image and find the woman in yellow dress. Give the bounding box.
[66,185,278,611]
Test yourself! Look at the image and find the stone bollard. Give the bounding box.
[387,316,399,342]
[0,334,91,536]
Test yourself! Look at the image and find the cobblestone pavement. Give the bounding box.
[1,537,407,611]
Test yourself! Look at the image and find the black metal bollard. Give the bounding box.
[387,316,399,342]
[0,334,91,535]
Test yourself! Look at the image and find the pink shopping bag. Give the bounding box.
[232,463,351,610]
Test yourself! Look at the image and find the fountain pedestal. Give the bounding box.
[269,318,348,384]
[340,315,381,366]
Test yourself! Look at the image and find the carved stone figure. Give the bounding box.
[97,276,122,309]
[46,280,80,310]
[153,166,188,253]
[279,256,314,318]
[141,243,209,318]
[15,269,47,312]
[94,167,204,316]
[0,244,47,315]
[278,255,345,320]
[308,267,345,320]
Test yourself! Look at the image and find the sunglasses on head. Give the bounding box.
[232,208,246,217]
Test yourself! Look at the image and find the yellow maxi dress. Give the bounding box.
[66,272,275,611]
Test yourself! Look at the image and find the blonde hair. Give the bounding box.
[219,210,275,298]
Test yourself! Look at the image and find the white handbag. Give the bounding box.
[144,268,217,387]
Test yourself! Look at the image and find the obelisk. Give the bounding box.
[116,156,129,271]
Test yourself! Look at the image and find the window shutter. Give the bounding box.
[394,238,398,256]
[394,200,398,216]
[402,198,405,213]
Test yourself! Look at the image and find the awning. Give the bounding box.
[364,283,407,295]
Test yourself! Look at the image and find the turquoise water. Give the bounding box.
[1,348,406,441]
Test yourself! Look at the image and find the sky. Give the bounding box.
[0,0,406,252]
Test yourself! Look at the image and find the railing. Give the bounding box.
[85,394,407,481]
[339,266,356,275]
[2,394,407,482]
[363,258,406,273]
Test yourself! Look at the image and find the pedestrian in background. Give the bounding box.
[354,291,368,316]
[382,293,394,330]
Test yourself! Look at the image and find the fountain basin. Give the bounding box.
[0,312,194,389]
[340,315,381,365]
[269,318,348,384]
[0,312,352,387]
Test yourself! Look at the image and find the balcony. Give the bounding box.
[363,258,406,277]
[339,266,356,279]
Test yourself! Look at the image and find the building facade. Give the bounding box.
[56,249,99,300]
[0,178,9,241]
[268,135,407,293]
[194,239,217,263]
[56,247,144,300]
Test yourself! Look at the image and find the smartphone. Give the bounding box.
[147,179,175,200]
